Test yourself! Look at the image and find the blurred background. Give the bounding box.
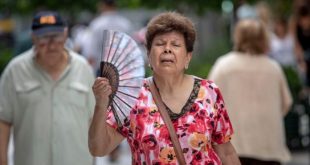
[0,0,309,164]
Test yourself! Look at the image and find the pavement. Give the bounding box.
[284,150,310,165]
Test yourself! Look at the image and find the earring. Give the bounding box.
[185,64,189,70]
[148,63,153,70]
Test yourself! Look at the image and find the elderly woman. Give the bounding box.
[89,12,240,165]
[208,19,292,165]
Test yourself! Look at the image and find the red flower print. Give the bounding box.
[188,119,206,133]
[212,132,223,143]
[159,126,170,142]
[106,79,233,164]
[142,135,158,150]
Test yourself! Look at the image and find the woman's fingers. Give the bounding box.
[102,85,112,95]
[93,78,111,90]
[92,77,113,99]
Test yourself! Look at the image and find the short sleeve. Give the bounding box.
[211,85,234,145]
[0,67,14,123]
[106,106,133,138]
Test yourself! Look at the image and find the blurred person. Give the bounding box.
[89,11,241,165]
[255,1,273,31]
[293,4,310,92]
[72,26,92,56]
[71,11,93,56]
[13,31,74,56]
[86,0,133,75]
[269,16,296,67]
[0,11,95,165]
[208,19,292,165]
[236,0,257,21]
[132,18,150,64]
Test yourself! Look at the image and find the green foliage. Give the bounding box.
[145,66,152,77]
[186,62,212,78]
[282,66,303,102]
[1,0,98,14]
[0,48,13,76]
[118,0,223,15]
[1,0,293,16]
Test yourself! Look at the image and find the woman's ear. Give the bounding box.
[147,51,153,70]
[184,52,192,69]
[147,50,151,62]
[186,52,193,64]
[147,53,151,65]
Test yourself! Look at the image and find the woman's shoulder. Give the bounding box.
[192,76,221,97]
[192,75,218,87]
[191,76,223,105]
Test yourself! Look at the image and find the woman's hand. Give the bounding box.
[92,77,112,109]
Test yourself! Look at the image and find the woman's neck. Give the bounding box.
[153,74,191,95]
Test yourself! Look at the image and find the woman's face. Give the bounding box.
[148,31,192,75]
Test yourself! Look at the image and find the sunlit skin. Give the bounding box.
[147,31,194,114]
[148,31,192,77]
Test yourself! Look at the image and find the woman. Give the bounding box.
[208,19,292,165]
[89,12,240,165]
[294,4,310,91]
[269,16,296,68]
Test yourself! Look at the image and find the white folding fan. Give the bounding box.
[100,30,145,127]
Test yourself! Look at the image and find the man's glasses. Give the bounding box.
[36,33,65,45]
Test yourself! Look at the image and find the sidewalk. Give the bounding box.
[284,150,310,165]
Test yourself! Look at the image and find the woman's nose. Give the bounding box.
[164,49,172,54]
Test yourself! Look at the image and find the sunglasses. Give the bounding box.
[36,33,65,45]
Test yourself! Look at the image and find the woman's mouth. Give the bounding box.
[161,59,174,64]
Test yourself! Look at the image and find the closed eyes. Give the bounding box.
[154,42,182,47]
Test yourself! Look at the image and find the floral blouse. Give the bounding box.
[107,77,233,165]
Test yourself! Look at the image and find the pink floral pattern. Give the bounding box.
[107,78,233,165]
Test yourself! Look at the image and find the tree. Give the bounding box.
[0,0,98,14]
[1,0,293,16]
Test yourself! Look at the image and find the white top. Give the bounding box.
[269,33,296,67]
[208,51,292,163]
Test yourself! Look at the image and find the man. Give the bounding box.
[86,0,133,75]
[0,11,95,165]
